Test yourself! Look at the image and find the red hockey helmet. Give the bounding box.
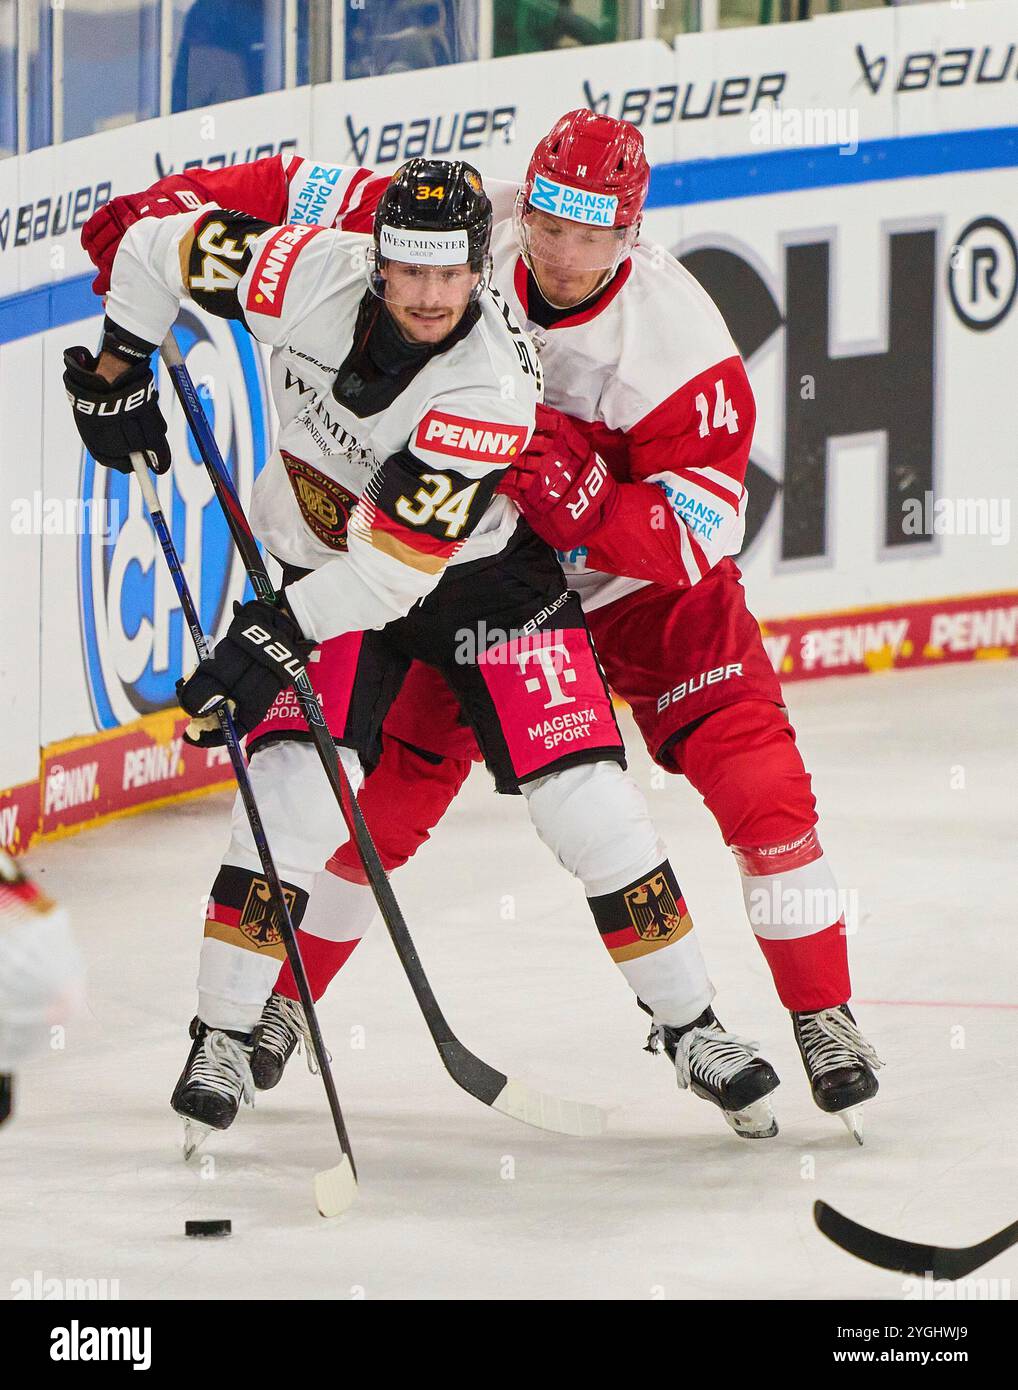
[516,110,650,278]
[523,110,650,229]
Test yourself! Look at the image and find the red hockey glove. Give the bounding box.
[501,404,618,552]
[82,186,198,295]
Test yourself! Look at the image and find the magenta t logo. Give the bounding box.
[517,646,578,710]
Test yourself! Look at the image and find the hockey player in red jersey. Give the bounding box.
[70,158,782,1152]
[82,114,881,1140]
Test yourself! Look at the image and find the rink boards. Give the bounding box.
[1,0,1017,851]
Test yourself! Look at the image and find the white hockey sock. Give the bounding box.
[299,867,379,945]
[522,761,714,1027]
[196,740,363,1032]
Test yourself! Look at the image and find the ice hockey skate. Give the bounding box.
[792,1004,882,1144]
[250,994,314,1091]
[170,1018,256,1159]
[648,1007,780,1139]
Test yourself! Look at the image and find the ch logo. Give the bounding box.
[517,646,577,710]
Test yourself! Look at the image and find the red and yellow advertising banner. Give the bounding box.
[761,590,1018,681]
[3,589,1014,857]
[2,711,233,856]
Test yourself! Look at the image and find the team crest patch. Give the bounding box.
[239,877,297,950]
[282,451,356,550]
[624,871,683,943]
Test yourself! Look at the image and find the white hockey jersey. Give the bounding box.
[104,207,541,643]
[103,154,755,615]
[271,160,754,612]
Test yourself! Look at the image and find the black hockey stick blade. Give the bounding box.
[814,1200,1018,1280]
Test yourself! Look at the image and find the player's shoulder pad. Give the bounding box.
[628,243,737,364]
[178,208,273,321]
[240,224,365,336]
[478,282,544,392]
[285,160,380,228]
[609,244,740,418]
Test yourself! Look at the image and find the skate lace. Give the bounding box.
[260,996,323,1077]
[799,1009,883,1076]
[189,1031,255,1106]
[676,1026,761,1092]
[257,997,304,1059]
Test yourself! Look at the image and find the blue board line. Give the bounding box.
[646,123,1018,208]
[2,124,1017,347]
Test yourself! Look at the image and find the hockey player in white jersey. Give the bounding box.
[83,118,881,1139]
[82,117,886,1141]
[66,159,781,1150]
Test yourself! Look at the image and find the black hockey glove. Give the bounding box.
[62,346,171,475]
[176,598,315,742]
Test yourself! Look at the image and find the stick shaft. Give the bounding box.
[159,335,459,1049]
[130,455,357,1177]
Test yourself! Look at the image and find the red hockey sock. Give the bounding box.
[274,932,362,1002]
[753,921,850,1013]
[672,700,851,1011]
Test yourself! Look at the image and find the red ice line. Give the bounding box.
[857,997,1018,1011]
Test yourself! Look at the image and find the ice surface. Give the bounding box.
[2,662,1016,1300]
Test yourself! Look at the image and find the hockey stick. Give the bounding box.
[814,1200,1018,1280]
[159,331,606,1138]
[130,455,357,1217]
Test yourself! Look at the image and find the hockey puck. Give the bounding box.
[185,1219,231,1238]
